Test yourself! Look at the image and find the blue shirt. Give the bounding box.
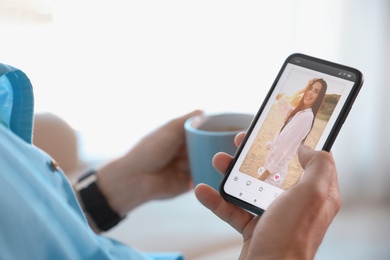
[0,64,183,260]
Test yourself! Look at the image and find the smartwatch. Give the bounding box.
[76,171,124,231]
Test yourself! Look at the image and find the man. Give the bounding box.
[0,63,340,259]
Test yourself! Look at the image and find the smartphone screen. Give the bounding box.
[220,53,364,215]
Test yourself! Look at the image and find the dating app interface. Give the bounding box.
[223,57,358,210]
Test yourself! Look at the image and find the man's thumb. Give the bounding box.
[298,144,315,169]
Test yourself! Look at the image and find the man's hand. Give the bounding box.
[195,132,341,259]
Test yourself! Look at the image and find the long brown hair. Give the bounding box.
[280,78,327,134]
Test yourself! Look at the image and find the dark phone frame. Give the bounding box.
[219,53,364,215]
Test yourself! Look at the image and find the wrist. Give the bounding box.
[96,157,152,214]
[76,170,125,232]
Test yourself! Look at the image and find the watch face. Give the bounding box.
[78,172,124,231]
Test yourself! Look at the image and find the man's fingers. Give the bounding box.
[180,109,203,124]
[212,132,246,176]
[297,145,341,214]
[298,145,335,184]
[212,152,233,176]
[195,184,255,234]
[234,132,246,147]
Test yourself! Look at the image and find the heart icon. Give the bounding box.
[273,174,280,181]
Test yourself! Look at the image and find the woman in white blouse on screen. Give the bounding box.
[258,78,328,188]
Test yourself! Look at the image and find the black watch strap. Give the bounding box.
[78,171,124,231]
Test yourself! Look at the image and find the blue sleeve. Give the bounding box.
[0,125,183,260]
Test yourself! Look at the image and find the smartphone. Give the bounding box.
[220,53,364,215]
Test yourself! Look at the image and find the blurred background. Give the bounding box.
[1,0,389,259]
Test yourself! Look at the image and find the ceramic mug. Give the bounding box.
[185,112,253,190]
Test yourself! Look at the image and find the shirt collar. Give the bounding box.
[0,63,34,143]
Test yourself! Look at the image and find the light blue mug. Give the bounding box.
[185,112,254,190]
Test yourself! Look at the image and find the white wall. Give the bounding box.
[335,0,390,202]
